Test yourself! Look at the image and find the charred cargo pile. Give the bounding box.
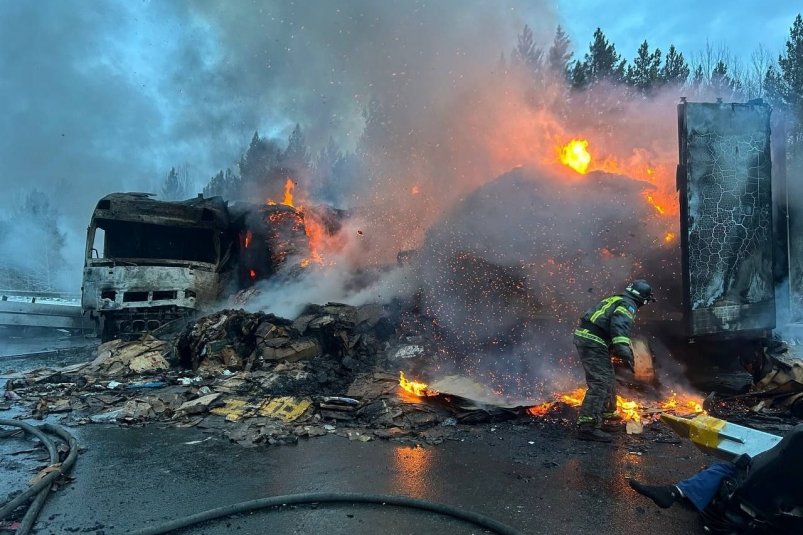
[175,303,396,394]
[4,303,487,447]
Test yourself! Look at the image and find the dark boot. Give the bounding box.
[629,480,680,508]
[601,412,623,432]
[601,421,623,433]
[576,424,612,443]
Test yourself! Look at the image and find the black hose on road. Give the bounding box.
[126,492,525,535]
[0,419,79,535]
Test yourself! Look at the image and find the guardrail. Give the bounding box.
[0,294,91,331]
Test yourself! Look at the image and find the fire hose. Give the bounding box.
[125,493,524,535]
[0,419,79,535]
[1,421,520,534]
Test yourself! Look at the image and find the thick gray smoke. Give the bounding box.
[0,0,553,290]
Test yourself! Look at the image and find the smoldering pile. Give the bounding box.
[4,302,540,447]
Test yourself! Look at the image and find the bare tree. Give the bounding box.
[742,45,775,99]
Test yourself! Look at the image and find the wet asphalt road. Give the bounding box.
[1,337,713,535]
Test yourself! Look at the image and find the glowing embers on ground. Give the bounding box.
[526,387,704,423]
[559,139,591,174]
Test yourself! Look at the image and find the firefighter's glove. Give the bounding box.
[614,352,635,372]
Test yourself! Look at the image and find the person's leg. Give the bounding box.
[576,343,614,441]
[629,480,681,508]
[676,462,738,511]
[602,380,619,421]
[630,462,737,511]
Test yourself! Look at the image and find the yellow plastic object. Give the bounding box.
[210,398,249,422]
[258,397,313,422]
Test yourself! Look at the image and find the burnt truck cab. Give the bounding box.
[82,193,233,340]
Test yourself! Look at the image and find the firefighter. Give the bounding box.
[574,279,655,442]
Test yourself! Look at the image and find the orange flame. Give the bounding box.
[249,269,256,279]
[266,178,300,209]
[616,395,641,423]
[659,392,703,415]
[527,387,703,422]
[559,139,591,174]
[282,179,295,207]
[399,371,436,397]
[244,230,252,249]
[555,138,679,245]
[303,213,327,266]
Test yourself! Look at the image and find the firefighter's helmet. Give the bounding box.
[625,280,655,306]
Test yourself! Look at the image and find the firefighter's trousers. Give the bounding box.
[575,339,616,427]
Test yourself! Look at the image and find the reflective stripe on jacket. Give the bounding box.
[575,294,638,360]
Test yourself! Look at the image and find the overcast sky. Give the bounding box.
[1,1,800,224]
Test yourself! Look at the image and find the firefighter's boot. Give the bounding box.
[576,423,612,443]
[601,411,624,432]
[629,480,680,508]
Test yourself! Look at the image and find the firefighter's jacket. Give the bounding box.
[574,294,638,361]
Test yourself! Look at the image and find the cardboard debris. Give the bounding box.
[0,300,728,449]
[176,393,221,415]
[631,336,655,383]
[261,338,320,362]
[88,336,170,377]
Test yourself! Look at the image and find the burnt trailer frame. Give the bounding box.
[81,193,234,340]
[677,100,775,338]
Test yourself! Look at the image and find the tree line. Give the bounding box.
[158,14,803,204]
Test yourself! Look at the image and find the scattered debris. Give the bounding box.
[5,299,797,450]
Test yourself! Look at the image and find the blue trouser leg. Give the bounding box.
[676,462,738,511]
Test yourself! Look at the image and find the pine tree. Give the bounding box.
[661,45,690,86]
[239,131,281,187]
[312,137,342,199]
[572,28,626,88]
[547,25,573,78]
[568,60,588,88]
[12,190,66,291]
[626,41,662,94]
[282,123,310,172]
[764,64,785,106]
[161,166,190,200]
[710,60,739,95]
[512,24,544,74]
[203,168,240,200]
[692,64,705,86]
[777,14,803,116]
